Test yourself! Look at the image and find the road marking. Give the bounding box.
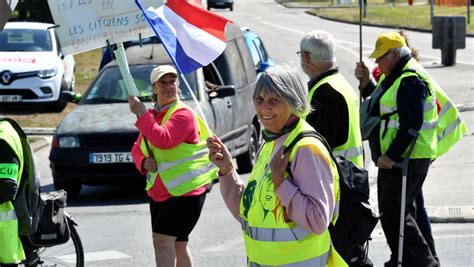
[370,233,474,242]
[261,21,304,34]
[260,21,474,66]
[56,250,131,263]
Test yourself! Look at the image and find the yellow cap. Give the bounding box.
[369,32,407,59]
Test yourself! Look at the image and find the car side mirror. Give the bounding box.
[258,62,270,73]
[208,85,236,99]
[60,91,81,104]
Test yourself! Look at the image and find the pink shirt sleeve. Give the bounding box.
[218,169,245,222]
[275,139,336,234]
[131,134,147,175]
[135,108,198,149]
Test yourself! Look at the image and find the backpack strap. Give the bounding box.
[283,130,330,155]
[282,130,336,177]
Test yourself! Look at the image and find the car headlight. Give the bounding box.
[59,136,80,148]
[37,67,58,79]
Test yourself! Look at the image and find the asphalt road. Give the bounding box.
[25,0,474,265]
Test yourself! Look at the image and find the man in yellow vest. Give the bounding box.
[299,30,368,266]
[356,32,440,267]
[0,118,26,266]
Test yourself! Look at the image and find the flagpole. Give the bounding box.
[135,0,212,134]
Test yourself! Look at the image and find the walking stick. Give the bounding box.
[393,132,419,267]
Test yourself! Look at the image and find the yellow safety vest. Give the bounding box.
[139,101,217,196]
[306,72,364,167]
[403,58,468,157]
[378,62,438,158]
[240,118,346,266]
[0,120,26,264]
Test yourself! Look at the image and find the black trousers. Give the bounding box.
[377,159,439,267]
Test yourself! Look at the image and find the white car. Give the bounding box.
[0,22,75,111]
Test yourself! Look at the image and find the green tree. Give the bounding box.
[13,0,53,23]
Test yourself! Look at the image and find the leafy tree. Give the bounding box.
[13,0,53,23]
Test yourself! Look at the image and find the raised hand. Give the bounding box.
[355,61,371,89]
[128,95,147,117]
[269,146,290,188]
[207,135,234,175]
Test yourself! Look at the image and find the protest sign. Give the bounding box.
[47,0,164,55]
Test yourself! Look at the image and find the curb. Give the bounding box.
[30,137,50,152]
[24,127,55,136]
[279,2,474,38]
[428,206,474,223]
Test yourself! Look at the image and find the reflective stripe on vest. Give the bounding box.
[249,251,330,267]
[157,148,209,173]
[0,209,17,222]
[333,145,364,159]
[241,219,311,242]
[165,162,215,190]
[438,117,463,141]
[439,100,453,118]
[380,101,436,114]
[385,119,438,130]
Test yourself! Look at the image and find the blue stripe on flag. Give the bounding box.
[175,42,202,74]
[146,10,204,74]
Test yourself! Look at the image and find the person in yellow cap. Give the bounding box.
[355,32,440,267]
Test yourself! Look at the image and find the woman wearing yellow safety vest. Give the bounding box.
[207,65,347,266]
[129,65,216,267]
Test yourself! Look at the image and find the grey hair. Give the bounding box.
[253,65,311,117]
[300,30,336,63]
[390,46,412,58]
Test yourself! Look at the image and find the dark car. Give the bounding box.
[207,0,233,11]
[49,24,261,197]
[241,27,275,75]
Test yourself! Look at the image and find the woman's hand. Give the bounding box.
[128,96,147,117]
[355,61,371,89]
[207,135,234,175]
[269,147,290,189]
[143,157,158,172]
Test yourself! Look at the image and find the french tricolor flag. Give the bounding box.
[135,0,232,74]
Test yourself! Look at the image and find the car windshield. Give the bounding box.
[0,29,52,52]
[83,64,198,104]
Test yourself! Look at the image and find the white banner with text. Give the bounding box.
[47,0,164,55]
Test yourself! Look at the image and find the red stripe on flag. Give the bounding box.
[165,0,232,42]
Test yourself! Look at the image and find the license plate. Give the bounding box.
[0,95,22,102]
[89,152,133,164]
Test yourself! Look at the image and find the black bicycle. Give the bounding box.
[21,191,85,267]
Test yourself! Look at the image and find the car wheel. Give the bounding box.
[54,180,82,198]
[236,124,259,173]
